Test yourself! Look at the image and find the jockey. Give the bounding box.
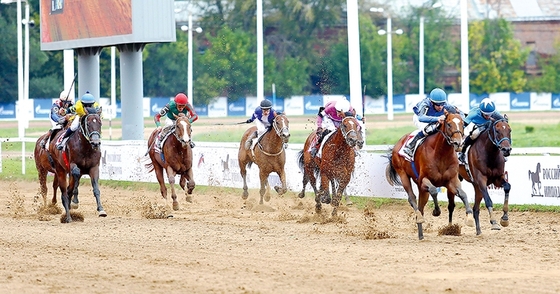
[309,99,354,157]
[40,90,74,148]
[458,98,505,164]
[154,93,198,150]
[56,91,101,150]
[244,99,279,150]
[402,88,462,158]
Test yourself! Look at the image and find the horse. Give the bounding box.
[34,133,59,207]
[529,163,542,196]
[146,113,195,210]
[385,109,474,240]
[49,113,106,223]
[238,114,290,205]
[297,116,363,217]
[459,117,512,235]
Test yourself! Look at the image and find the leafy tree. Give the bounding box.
[526,40,560,93]
[466,19,529,94]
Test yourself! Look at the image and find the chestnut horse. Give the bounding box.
[49,113,106,223]
[34,133,59,207]
[146,114,195,210]
[297,116,363,216]
[238,114,290,204]
[385,109,474,240]
[459,116,512,235]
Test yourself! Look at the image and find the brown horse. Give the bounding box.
[49,113,105,223]
[146,114,195,210]
[385,109,474,240]
[459,116,512,235]
[34,132,59,207]
[238,114,290,204]
[297,116,363,216]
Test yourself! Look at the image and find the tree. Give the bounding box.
[526,40,560,93]
[466,19,529,94]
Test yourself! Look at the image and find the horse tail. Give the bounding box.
[145,162,154,173]
[296,150,304,172]
[384,148,402,186]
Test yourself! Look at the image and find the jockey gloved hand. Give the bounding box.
[316,127,323,135]
[246,119,252,124]
[58,117,66,124]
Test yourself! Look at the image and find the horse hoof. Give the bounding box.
[173,203,180,211]
[500,219,509,227]
[186,195,193,203]
[297,192,305,199]
[491,224,501,230]
[98,211,107,217]
[71,203,79,209]
[242,190,249,200]
[321,197,331,204]
[432,208,441,217]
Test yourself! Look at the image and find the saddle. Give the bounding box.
[398,130,425,162]
[314,131,335,158]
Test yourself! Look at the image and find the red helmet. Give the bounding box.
[174,93,188,105]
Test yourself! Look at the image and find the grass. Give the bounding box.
[2,111,560,213]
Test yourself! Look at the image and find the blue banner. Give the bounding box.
[510,92,530,110]
[194,104,208,116]
[392,94,406,113]
[227,98,246,116]
[552,94,560,109]
[303,95,323,115]
[0,103,16,119]
[267,96,284,113]
[34,99,54,119]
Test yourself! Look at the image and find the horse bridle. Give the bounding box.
[173,117,192,146]
[340,117,359,145]
[439,114,464,146]
[80,113,102,143]
[488,119,512,151]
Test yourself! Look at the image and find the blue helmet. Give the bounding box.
[81,91,95,104]
[429,88,447,104]
[479,98,496,115]
[260,99,272,110]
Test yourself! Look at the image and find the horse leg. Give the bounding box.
[400,174,424,239]
[258,172,268,205]
[58,169,72,223]
[240,162,249,200]
[273,169,287,196]
[481,187,500,232]
[183,170,195,203]
[501,180,511,227]
[453,184,475,228]
[319,175,331,204]
[446,189,456,225]
[89,167,107,217]
[166,167,179,211]
[264,180,271,202]
[38,167,48,207]
[51,173,58,205]
[153,163,168,200]
[70,173,80,209]
[298,171,309,198]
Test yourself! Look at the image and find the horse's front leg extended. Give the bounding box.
[274,170,287,196]
[90,168,107,217]
[70,165,81,209]
[166,167,180,211]
[258,172,268,205]
[501,180,511,227]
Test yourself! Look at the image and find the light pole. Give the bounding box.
[419,2,442,95]
[180,16,202,105]
[370,8,403,121]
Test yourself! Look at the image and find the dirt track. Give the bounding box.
[1,179,560,293]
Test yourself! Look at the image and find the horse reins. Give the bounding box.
[257,115,287,157]
[488,119,512,151]
[340,117,359,144]
[439,114,463,146]
[80,114,102,143]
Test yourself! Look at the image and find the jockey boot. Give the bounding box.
[458,136,474,164]
[245,131,257,150]
[40,129,53,148]
[309,130,325,157]
[403,132,424,158]
[56,128,74,150]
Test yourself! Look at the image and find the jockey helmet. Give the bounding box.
[174,93,188,105]
[81,92,95,104]
[260,99,272,110]
[429,88,447,104]
[59,90,72,102]
[335,99,351,113]
[479,98,496,115]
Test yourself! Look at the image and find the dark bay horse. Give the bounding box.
[459,117,512,235]
[146,114,195,210]
[385,109,474,240]
[49,113,105,223]
[34,133,59,207]
[297,116,363,216]
[238,114,290,204]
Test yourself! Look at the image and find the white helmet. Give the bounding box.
[335,99,351,113]
[59,90,72,102]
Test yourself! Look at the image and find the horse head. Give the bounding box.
[441,109,464,152]
[81,113,102,150]
[489,117,512,157]
[340,116,361,148]
[174,114,193,149]
[273,114,290,144]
